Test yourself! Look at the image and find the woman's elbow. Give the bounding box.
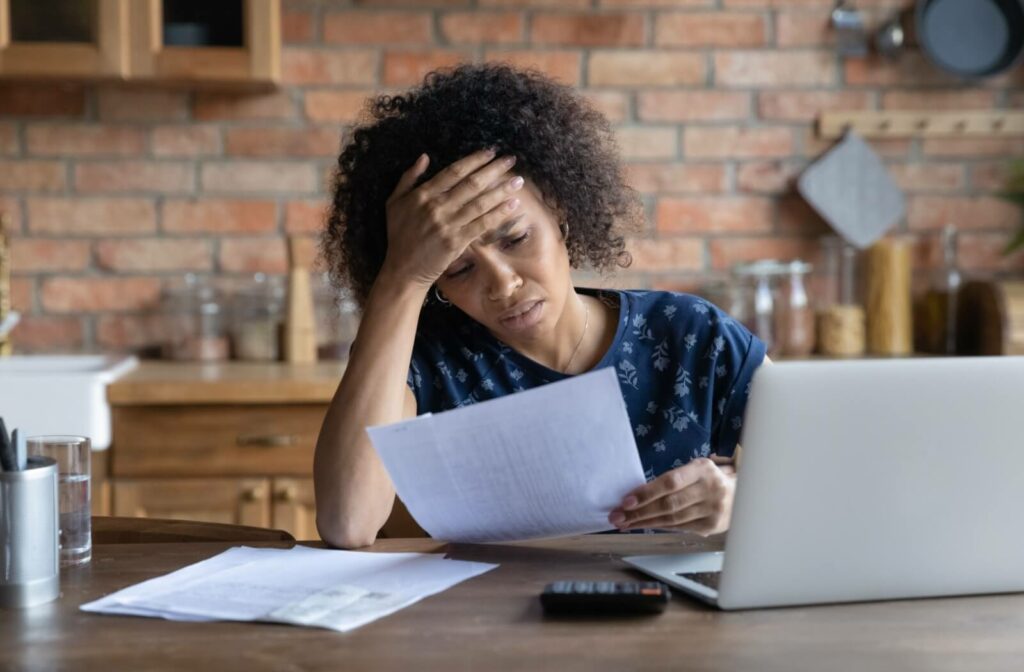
[317,514,379,549]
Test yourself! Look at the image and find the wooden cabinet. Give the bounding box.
[107,362,348,541]
[0,0,279,85]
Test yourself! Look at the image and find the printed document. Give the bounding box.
[367,366,647,542]
[81,545,497,632]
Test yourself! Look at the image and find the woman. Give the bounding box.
[315,64,767,549]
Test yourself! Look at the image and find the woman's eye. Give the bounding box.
[504,233,529,249]
[446,264,472,279]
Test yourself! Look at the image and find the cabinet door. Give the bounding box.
[129,0,279,85]
[271,477,318,541]
[113,478,270,527]
[0,0,129,78]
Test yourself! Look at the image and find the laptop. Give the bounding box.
[624,357,1024,610]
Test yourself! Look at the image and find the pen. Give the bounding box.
[0,417,12,472]
[13,428,25,471]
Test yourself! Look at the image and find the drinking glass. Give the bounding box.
[27,435,91,566]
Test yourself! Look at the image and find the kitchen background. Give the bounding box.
[1,0,1022,355]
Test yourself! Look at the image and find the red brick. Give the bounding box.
[282,7,315,43]
[656,197,773,234]
[776,194,830,235]
[685,126,793,159]
[0,122,18,155]
[958,233,1024,273]
[383,50,471,86]
[283,48,379,85]
[441,12,524,44]
[219,237,289,274]
[531,13,644,47]
[626,237,703,272]
[969,162,1012,191]
[615,127,678,160]
[844,54,959,86]
[589,51,705,86]
[194,92,296,121]
[9,278,32,312]
[655,12,766,47]
[922,138,1024,159]
[601,0,710,6]
[908,196,1021,231]
[736,160,802,194]
[201,162,319,195]
[96,314,167,351]
[758,90,872,122]
[716,50,835,87]
[624,163,726,194]
[323,11,432,44]
[75,161,195,194]
[708,236,822,271]
[881,90,998,110]
[225,127,341,158]
[0,85,85,117]
[637,91,750,122]
[152,125,222,157]
[481,0,588,6]
[27,198,157,235]
[9,239,91,272]
[775,11,832,47]
[650,277,708,295]
[483,50,581,85]
[582,91,629,123]
[304,90,375,123]
[9,316,84,353]
[41,277,162,312]
[723,0,840,6]
[356,0,472,6]
[162,199,278,234]
[96,88,189,122]
[25,124,145,157]
[286,200,328,234]
[886,163,965,192]
[0,160,65,191]
[0,197,22,232]
[95,238,212,272]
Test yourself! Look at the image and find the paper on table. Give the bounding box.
[367,366,647,543]
[81,545,497,633]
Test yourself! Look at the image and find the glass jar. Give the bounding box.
[779,261,815,357]
[231,273,285,362]
[314,273,359,361]
[161,274,229,361]
[732,260,785,358]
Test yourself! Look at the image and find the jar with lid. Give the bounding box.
[731,260,785,358]
[778,261,815,357]
[314,273,360,360]
[231,273,285,362]
[161,274,230,361]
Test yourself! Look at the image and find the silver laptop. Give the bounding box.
[624,357,1024,610]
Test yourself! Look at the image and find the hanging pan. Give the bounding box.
[914,0,1024,79]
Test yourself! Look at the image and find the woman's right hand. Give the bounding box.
[380,148,525,291]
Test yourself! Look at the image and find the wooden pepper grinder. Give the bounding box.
[284,236,318,363]
[865,236,913,356]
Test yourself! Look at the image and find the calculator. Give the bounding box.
[540,580,670,615]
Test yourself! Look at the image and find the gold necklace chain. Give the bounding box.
[563,298,590,374]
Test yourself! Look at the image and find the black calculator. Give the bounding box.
[540,580,670,615]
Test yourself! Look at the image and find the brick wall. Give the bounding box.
[2,0,1023,353]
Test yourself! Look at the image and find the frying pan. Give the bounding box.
[915,0,1024,78]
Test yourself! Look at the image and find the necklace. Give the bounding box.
[563,298,590,374]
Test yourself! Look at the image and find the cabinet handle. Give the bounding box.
[236,434,296,448]
[241,486,264,502]
[275,485,298,503]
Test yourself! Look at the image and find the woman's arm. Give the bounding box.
[313,269,424,549]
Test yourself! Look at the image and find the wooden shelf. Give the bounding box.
[819,110,1024,139]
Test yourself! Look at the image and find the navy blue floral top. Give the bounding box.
[406,289,767,482]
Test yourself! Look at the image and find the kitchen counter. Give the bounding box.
[106,361,347,406]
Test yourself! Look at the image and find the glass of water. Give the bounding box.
[27,435,91,567]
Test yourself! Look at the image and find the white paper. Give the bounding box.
[81,545,497,633]
[368,366,647,542]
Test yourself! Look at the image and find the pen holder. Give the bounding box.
[0,456,60,609]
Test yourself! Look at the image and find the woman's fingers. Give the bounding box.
[619,503,712,532]
[611,484,706,530]
[456,174,524,226]
[418,147,498,197]
[443,154,517,212]
[621,459,709,512]
[458,189,523,244]
[388,153,430,202]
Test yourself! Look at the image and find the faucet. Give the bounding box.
[0,212,11,356]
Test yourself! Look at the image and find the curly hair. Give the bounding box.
[321,63,642,310]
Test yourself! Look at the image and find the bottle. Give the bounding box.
[780,261,815,357]
[916,225,962,355]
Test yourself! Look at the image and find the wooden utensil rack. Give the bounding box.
[818,110,1024,139]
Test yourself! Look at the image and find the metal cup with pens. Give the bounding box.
[0,419,60,609]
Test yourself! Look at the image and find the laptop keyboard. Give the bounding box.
[677,571,721,590]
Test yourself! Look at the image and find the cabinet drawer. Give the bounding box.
[111,404,328,477]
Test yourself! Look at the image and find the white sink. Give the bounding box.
[0,355,138,450]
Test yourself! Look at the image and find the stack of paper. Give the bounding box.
[81,545,497,632]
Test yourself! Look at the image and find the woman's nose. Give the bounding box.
[484,260,522,302]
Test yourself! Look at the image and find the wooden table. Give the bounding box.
[4,535,1024,672]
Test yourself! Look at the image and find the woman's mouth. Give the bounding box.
[499,300,544,332]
